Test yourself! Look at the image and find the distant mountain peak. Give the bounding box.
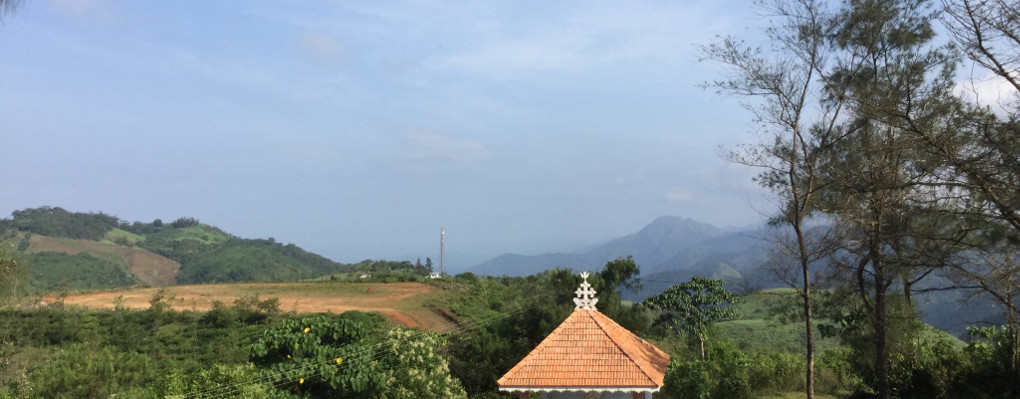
[650,215,690,224]
[469,215,738,277]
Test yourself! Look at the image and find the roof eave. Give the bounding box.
[498,386,661,393]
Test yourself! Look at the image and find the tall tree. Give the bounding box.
[939,1,1020,394]
[643,276,740,360]
[816,1,967,397]
[702,1,850,397]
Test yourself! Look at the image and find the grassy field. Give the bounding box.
[146,225,230,244]
[714,288,844,353]
[104,228,144,244]
[47,281,454,331]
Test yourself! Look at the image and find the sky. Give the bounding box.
[0,0,775,269]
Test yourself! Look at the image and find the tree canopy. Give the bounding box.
[644,276,740,360]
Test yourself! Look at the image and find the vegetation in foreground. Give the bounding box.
[0,258,1016,399]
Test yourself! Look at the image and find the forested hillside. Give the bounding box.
[0,207,386,291]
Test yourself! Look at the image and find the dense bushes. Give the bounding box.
[27,343,154,399]
[0,293,287,397]
[662,341,807,399]
[2,207,118,241]
[22,252,135,292]
[167,239,348,284]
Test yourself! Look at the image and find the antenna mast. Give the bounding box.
[440,227,446,276]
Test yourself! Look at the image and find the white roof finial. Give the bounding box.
[573,272,598,310]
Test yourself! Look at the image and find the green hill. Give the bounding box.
[0,206,357,291]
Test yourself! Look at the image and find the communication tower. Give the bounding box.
[429,227,445,279]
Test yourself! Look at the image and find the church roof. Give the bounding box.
[497,273,670,392]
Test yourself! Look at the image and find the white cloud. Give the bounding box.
[50,0,107,18]
[299,32,345,61]
[664,191,695,202]
[955,71,1019,116]
[404,132,491,163]
[433,2,727,79]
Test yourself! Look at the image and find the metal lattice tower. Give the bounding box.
[440,227,446,276]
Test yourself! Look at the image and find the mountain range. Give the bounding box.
[466,215,1002,337]
[467,215,770,299]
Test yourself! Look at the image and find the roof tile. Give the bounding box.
[497,308,670,389]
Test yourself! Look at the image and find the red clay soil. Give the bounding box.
[47,282,455,331]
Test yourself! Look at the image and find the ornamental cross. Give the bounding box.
[573,272,598,310]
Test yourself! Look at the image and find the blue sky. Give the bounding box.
[0,0,770,268]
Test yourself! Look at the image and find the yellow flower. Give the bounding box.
[299,378,304,384]
[336,357,343,365]
[303,327,311,333]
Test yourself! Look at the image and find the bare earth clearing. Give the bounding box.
[49,282,454,331]
[28,235,180,286]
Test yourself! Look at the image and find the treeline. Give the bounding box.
[0,207,119,241]
[703,0,1020,398]
[327,259,434,282]
[0,206,203,241]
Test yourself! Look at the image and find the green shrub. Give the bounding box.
[663,359,712,399]
[23,252,135,292]
[661,340,751,399]
[26,343,155,398]
[747,351,805,393]
[819,346,867,394]
[159,364,295,399]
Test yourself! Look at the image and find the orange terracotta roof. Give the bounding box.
[497,308,670,391]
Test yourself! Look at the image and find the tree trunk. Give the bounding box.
[699,333,706,361]
[1009,300,1019,399]
[803,276,815,399]
[873,265,891,399]
[792,210,816,399]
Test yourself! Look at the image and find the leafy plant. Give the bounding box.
[644,276,741,359]
[249,315,385,398]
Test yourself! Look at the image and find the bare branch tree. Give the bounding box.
[701,1,851,397]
